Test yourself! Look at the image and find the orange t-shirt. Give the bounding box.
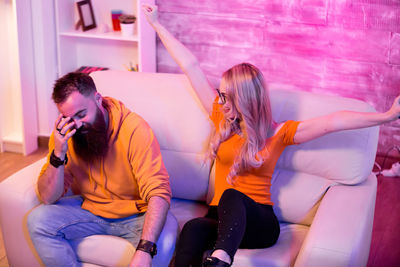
[209,99,300,206]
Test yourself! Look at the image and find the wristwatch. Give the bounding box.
[50,150,68,168]
[136,239,157,258]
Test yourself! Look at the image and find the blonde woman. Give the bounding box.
[143,5,400,267]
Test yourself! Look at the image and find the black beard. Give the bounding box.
[72,107,108,163]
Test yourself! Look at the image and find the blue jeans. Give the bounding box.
[27,195,145,267]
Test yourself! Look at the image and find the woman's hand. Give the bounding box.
[53,114,76,159]
[142,4,159,26]
[387,95,400,121]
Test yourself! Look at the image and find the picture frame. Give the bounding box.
[77,0,96,31]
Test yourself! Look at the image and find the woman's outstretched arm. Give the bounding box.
[142,4,215,114]
[294,95,400,144]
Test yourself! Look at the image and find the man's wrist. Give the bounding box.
[50,150,68,168]
[53,149,65,160]
[136,239,157,258]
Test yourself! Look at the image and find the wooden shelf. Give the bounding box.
[59,30,139,42]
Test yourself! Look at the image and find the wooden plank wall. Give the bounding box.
[155,0,400,156]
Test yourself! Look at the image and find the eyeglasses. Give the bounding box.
[216,88,226,104]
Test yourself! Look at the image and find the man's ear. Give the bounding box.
[94,92,102,107]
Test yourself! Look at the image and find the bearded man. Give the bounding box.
[27,72,171,267]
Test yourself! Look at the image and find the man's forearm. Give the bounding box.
[37,166,65,204]
[140,196,170,243]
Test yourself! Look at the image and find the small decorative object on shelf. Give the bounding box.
[111,9,123,31]
[123,62,138,72]
[76,66,109,74]
[76,0,96,32]
[119,14,136,37]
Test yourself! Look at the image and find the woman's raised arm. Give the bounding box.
[142,4,215,115]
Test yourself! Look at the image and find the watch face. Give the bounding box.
[50,150,66,167]
[137,240,157,257]
[146,243,156,255]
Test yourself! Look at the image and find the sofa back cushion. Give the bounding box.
[269,87,379,224]
[270,87,379,183]
[91,71,211,201]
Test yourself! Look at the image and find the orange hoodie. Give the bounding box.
[38,97,171,218]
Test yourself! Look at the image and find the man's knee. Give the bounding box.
[27,204,56,235]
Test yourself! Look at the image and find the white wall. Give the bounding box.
[0,0,52,154]
[0,0,23,142]
[31,0,58,136]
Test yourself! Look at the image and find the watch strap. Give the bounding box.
[50,150,68,168]
[136,239,157,258]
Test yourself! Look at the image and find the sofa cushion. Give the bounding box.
[270,87,379,184]
[271,169,333,225]
[170,198,209,230]
[70,211,178,267]
[91,71,212,201]
[161,150,210,201]
[233,223,309,267]
[266,88,379,225]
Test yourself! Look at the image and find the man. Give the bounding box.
[27,72,171,267]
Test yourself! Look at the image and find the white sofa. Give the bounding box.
[0,71,379,267]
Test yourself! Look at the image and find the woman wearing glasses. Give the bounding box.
[143,5,400,267]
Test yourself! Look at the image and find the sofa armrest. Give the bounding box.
[294,174,377,267]
[0,158,46,267]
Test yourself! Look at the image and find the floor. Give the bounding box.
[0,229,6,267]
[367,175,400,267]
[0,149,399,266]
[367,156,400,267]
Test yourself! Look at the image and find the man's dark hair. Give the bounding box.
[52,72,97,104]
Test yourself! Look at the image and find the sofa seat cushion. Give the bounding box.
[170,198,209,230]
[233,223,309,267]
[69,211,178,267]
[271,169,334,225]
[171,199,308,267]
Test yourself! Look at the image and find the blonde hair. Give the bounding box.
[209,63,273,184]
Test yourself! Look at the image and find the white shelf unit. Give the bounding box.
[55,0,155,77]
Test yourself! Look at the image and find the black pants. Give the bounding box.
[175,189,280,267]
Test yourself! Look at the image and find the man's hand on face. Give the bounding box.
[54,114,77,158]
[129,250,152,267]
